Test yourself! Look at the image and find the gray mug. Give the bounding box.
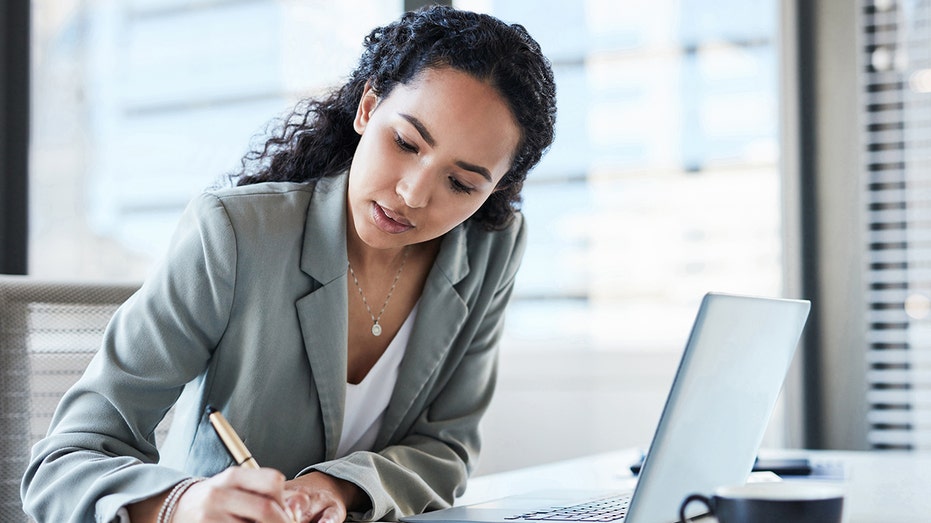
[678,482,844,523]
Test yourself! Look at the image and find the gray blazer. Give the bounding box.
[21,173,526,523]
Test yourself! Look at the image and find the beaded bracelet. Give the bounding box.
[156,477,205,523]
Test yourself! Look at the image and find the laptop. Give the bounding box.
[401,292,811,523]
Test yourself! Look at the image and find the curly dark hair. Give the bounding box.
[235,5,557,230]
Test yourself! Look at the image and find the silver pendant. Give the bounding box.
[372,322,382,336]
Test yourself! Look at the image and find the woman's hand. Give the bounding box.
[285,471,367,523]
[129,467,298,522]
[174,467,300,521]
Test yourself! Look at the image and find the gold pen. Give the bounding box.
[207,406,260,469]
[207,406,300,522]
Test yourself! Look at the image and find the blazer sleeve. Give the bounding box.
[305,215,528,522]
[21,193,238,523]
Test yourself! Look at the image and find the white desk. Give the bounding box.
[458,448,931,523]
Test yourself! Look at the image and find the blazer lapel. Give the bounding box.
[295,175,350,460]
[376,224,470,447]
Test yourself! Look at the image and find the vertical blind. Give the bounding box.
[863,0,931,449]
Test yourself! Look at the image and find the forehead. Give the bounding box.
[378,68,521,181]
[384,67,514,124]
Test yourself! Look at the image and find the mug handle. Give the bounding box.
[678,493,713,523]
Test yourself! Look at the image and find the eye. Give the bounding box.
[393,133,418,153]
[448,176,474,195]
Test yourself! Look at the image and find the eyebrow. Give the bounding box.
[400,113,493,183]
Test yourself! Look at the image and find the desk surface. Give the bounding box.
[458,448,931,523]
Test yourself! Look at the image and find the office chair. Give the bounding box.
[0,276,155,522]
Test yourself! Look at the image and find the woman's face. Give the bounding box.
[347,67,521,251]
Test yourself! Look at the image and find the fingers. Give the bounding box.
[214,466,288,500]
[314,503,348,523]
[285,489,312,521]
[205,485,294,522]
[174,467,296,523]
[284,471,363,523]
[286,487,348,523]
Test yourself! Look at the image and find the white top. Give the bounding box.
[336,302,418,458]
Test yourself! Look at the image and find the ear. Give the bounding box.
[353,81,380,135]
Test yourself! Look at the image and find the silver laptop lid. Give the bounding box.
[626,292,810,523]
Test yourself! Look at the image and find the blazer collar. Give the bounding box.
[432,221,470,285]
[296,174,349,460]
[300,174,350,284]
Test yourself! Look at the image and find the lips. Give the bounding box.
[371,202,414,234]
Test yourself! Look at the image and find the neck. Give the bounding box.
[346,238,410,272]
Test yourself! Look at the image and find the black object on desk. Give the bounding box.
[629,455,813,476]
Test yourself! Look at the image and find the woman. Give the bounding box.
[22,5,556,523]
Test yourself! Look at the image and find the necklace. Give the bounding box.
[348,246,410,336]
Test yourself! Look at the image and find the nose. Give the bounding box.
[396,168,432,209]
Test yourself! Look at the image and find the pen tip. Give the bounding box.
[206,405,217,415]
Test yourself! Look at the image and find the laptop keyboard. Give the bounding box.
[505,494,631,522]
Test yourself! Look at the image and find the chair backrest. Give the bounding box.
[0,276,143,522]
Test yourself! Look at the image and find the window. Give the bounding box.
[30,1,396,277]
[861,0,931,450]
[464,0,783,353]
[32,1,783,352]
[29,0,787,471]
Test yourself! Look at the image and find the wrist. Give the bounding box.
[128,477,205,523]
[156,477,205,523]
[332,474,367,513]
[126,491,168,523]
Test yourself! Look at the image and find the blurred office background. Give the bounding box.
[1,0,928,475]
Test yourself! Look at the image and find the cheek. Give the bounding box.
[351,139,390,187]
[441,199,489,227]
[359,135,404,175]
[354,134,379,168]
